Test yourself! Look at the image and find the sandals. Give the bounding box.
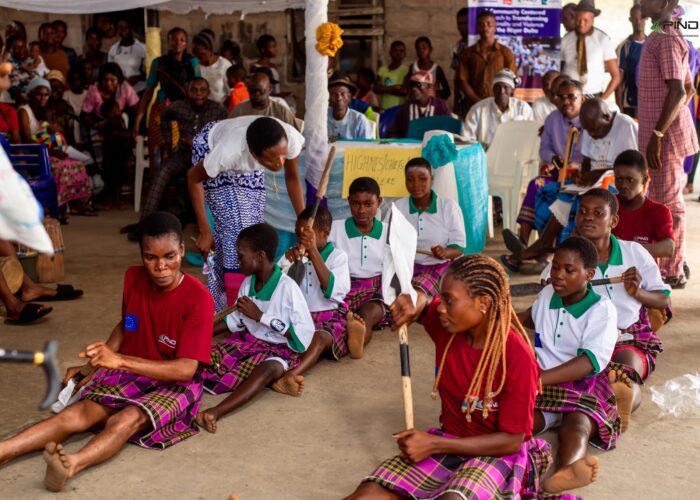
[17,284,84,302]
[502,229,527,255]
[500,254,520,273]
[4,303,53,325]
[664,275,687,290]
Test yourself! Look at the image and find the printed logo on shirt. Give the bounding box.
[124,314,138,332]
[534,332,543,348]
[270,319,287,333]
[158,334,177,349]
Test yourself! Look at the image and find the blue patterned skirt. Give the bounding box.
[192,121,267,311]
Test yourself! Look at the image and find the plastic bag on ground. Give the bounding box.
[650,373,700,418]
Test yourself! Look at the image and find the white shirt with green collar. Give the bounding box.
[329,217,387,278]
[277,243,351,312]
[225,265,315,358]
[541,236,670,329]
[394,191,466,266]
[532,284,618,374]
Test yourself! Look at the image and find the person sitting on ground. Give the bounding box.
[0,212,214,491]
[251,34,282,95]
[355,67,380,110]
[329,177,389,359]
[520,236,619,494]
[407,36,451,102]
[512,77,584,244]
[464,69,533,149]
[532,69,560,122]
[51,20,77,70]
[327,73,374,141]
[375,40,409,111]
[197,223,314,433]
[387,71,451,138]
[458,10,517,114]
[225,65,249,112]
[274,206,352,396]
[395,157,466,306]
[228,71,300,130]
[346,255,549,499]
[502,100,638,272]
[541,189,671,434]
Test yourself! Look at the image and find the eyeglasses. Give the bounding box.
[409,81,430,89]
[557,93,581,101]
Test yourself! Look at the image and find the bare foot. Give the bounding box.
[543,455,599,493]
[195,409,218,434]
[228,495,241,500]
[347,311,366,360]
[271,374,305,397]
[609,369,634,432]
[43,442,74,492]
[19,283,57,302]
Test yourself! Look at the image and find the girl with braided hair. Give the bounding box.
[345,254,554,499]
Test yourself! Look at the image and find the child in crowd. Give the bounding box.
[33,108,68,154]
[396,157,465,307]
[523,236,619,494]
[355,68,380,110]
[570,189,671,432]
[346,255,549,499]
[375,40,409,111]
[100,99,134,209]
[63,68,86,117]
[612,150,675,261]
[22,41,49,78]
[329,177,388,359]
[225,64,249,112]
[407,36,451,102]
[273,206,351,396]
[197,223,315,433]
[251,34,281,95]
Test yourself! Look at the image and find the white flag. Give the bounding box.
[382,204,417,307]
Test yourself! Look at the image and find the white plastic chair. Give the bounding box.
[134,136,149,212]
[486,120,541,234]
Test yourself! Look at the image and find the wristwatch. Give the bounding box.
[652,129,665,138]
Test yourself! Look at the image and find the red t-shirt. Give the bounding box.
[613,196,673,245]
[422,299,539,439]
[120,266,214,364]
[0,103,19,135]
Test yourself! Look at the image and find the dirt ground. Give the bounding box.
[1,198,699,500]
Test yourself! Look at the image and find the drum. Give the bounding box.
[36,218,65,283]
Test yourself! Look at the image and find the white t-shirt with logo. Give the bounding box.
[580,112,638,171]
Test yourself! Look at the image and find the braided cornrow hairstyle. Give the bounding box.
[431,254,532,423]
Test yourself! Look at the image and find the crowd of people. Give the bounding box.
[0,0,698,497]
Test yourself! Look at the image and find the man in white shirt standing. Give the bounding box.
[108,19,146,92]
[463,69,533,149]
[560,0,620,99]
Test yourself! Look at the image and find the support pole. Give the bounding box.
[303,0,330,197]
[145,9,161,74]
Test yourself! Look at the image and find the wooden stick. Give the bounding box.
[557,126,580,184]
[415,249,433,257]
[214,304,238,323]
[592,276,624,286]
[398,324,414,429]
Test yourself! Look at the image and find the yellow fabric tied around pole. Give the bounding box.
[315,22,344,57]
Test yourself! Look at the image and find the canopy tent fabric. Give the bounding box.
[0,0,304,15]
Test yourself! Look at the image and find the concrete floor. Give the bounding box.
[1,198,699,500]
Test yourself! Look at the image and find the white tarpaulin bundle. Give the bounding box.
[0,0,304,15]
[0,148,53,254]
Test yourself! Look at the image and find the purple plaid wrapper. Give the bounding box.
[364,429,579,499]
[412,261,450,298]
[536,372,621,451]
[80,368,204,449]
[202,330,302,395]
[312,307,348,360]
[347,276,391,329]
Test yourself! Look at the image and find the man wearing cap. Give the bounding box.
[327,74,373,141]
[228,72,300,130]
[560,0,621,99]
[458,10,517,114]
[463,69,533,149]
[387,70,451,138]
[107,19,146,93]
[638,0,698,288]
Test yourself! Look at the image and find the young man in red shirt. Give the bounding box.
[0,212,214,492]
[612,150,675,261]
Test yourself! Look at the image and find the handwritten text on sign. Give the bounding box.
[342,148,421,198]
